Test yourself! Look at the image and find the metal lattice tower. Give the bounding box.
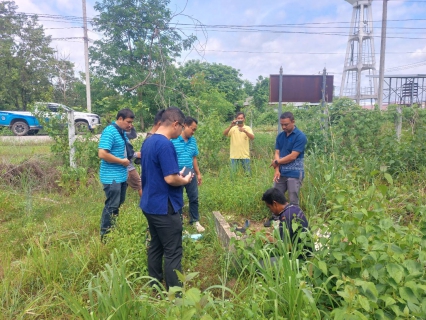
[340,0,377,105]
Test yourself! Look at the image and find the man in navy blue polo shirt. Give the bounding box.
[140,107,193,290]
[270,111,307,206]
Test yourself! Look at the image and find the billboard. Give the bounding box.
[269,74,334,103]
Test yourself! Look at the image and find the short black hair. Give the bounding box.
[280,112,294,121]
[236,112,245,118]
[161,106,185,125]
[262,188,287,205]
[184,116,198,126]
[116,108,135,120]
[154,109,165,125]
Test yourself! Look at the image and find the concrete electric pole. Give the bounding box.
[82,0,92,112]
[377,0,388,110]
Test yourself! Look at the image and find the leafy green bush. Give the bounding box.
[310,186,426,319]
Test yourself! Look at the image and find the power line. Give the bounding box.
[18,12,426,26]
[194,49,426,55]
[386,60,426,72]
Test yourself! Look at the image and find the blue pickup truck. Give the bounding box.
[0,103,101,136]
[0,111,42,136]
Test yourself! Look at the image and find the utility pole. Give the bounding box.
[82,0,92,112]
[278,66,283,134]
[321,67,329,132]
[377,0,388,110]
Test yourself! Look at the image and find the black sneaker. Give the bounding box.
[263,217,273,227]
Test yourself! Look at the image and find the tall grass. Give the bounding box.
[1,110,426,318]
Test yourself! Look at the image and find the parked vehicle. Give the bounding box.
[0,103,101,136]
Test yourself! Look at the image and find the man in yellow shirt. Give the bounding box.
[223,112,255,173]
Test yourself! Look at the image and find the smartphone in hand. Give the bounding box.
[182,167,193,177]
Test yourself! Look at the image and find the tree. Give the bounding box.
[179,60,245,104]
[90,0,195,95]
[252,76,270,112]
[0,1,55,110]
[51,53,84,107]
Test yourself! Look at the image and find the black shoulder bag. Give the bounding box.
[111,123,135,161]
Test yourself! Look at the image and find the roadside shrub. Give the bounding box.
[311,186,426,319]
[196,111,228,173]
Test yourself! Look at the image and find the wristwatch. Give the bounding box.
[274,160,279,166]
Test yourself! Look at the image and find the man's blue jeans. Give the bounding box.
[230,159,251,173]
[179,177,199,223]
[100,181,127,236]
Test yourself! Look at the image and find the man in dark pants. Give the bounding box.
[140,107,193,289]
[171,116,205,232]
[98,108,134,239]
[266,112,307,227]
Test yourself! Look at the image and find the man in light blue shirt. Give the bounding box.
[98,108,135,240]
[171,116,205,233]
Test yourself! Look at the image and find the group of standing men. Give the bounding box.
[98,107,203,289]
[98,107,307,290]
[223,111,306,208]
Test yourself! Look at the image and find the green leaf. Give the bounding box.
[386,263,404,284]
[399,286,419,304]
[185,288,202,304]
[374,309,385,320]
[379,218,393,230]
[336,194,345,204]
[332,252,343,261]
[368,251,378,261]
[382,295,396,307]
[361,281,378,302]
[184,272,200,282]
[384,173,393,185]
[390,243,404,255]
[182,308,197,320]
[391,304,403,317]
[403,259,422,274]
[318,260,328,275]
[377,185,388,197]
[330,266,341,276]
[358,295,370,312]
[366,185,376,197]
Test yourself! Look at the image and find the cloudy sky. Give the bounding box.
[13,0,426,91]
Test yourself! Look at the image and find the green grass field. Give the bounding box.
[1,117,425,319]
[0,138,52,164]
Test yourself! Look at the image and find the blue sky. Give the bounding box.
[14,0,426,90]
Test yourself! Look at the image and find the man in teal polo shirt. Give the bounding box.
[171,116,205,233]
[98,108,134,239]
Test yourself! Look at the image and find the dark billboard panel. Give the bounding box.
[269,74,334,103]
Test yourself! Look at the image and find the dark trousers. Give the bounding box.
[179,177,199,223]
[100,181,127,236]
[143,204,183,289]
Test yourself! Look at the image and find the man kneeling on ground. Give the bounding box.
[261,187,312,261]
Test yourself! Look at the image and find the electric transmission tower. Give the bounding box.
[340,0,377,105]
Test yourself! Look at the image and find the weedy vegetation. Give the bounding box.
[0,100,425,319]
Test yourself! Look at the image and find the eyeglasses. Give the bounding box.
[176,121,185,130]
